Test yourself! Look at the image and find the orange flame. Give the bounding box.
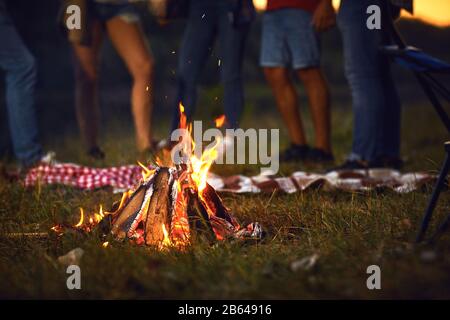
[175,102,220,192]
[74,208,84,227]
[190,139,220,192]
[214,115,226,128]
[69,204,112,233]
[159,223,173,250]
[179,102,187,130]
[138,161,156,180]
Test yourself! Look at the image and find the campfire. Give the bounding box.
[52,104,263,249]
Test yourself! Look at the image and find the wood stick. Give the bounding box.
[145,168,173,246]
[201,183,233,224]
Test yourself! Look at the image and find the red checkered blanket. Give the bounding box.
[24,163,435,194]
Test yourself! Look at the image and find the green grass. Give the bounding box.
[0,102,449,299]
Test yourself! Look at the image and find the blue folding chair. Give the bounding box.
[379,0,450,243]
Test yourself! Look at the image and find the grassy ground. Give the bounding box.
[0,101,449,299]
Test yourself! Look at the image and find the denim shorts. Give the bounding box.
[260,8,320,70]
[92,2,140,23]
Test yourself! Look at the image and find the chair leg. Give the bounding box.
[430,212,450,243]
[415,74,450,133]
[416,142,450,243]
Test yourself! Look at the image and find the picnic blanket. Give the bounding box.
[23,163,436,194]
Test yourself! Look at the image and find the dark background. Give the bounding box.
[1,0,449,156]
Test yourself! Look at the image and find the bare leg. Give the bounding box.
[263,67,306,146]
[297,67,331,153]
[72,22,103,151]
[106,17,154,152]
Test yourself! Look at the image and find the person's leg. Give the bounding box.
[106,17,155,151]
[337,0,386,162]
[281,8,332,158]
[0,12,42,166]
[217,2,250,129]
[170,0,216,132]
[72,21,103,154]
[264,67,306,146]
[260,10,307,147]
[297,67,331,153]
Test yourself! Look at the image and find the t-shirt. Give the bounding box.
[266,0,320,12]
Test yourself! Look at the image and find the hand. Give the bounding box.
[311,0,336,32]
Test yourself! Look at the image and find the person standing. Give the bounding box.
[170,0,255,132]
[261,0,335,163]
[0,0,52,169]
[61,0,156,160]
[333,0,409,170]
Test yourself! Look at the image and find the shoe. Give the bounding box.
[307,148,334,163]
[17,151,57,177]
[151,139,165,152]
[157,138,181,152]
[40,151,57,165]
[87,146,105,160]
[327,159,368,172]
[280,144,310,162]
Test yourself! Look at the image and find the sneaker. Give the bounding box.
[156,138,178,152]
[17,151,57,177]
[327,159,369,172]
[307,148,334,163]
[40,151,57,165]
[280,144,310,162]
[87,146,105,160]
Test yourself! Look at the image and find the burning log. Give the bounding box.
[200,182,236,225]
[109,166,220,248]
[144,168,173,246]
[110,184,148,240]
[185,187,216,243]
[104,164,263,249]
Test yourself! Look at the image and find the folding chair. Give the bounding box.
[379,0,450,243]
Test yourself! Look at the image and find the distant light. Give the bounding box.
[254,0,450,27]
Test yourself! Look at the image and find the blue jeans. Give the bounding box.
[171,0,250,131]
[338,0,401,162]
[0,9,42,166]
